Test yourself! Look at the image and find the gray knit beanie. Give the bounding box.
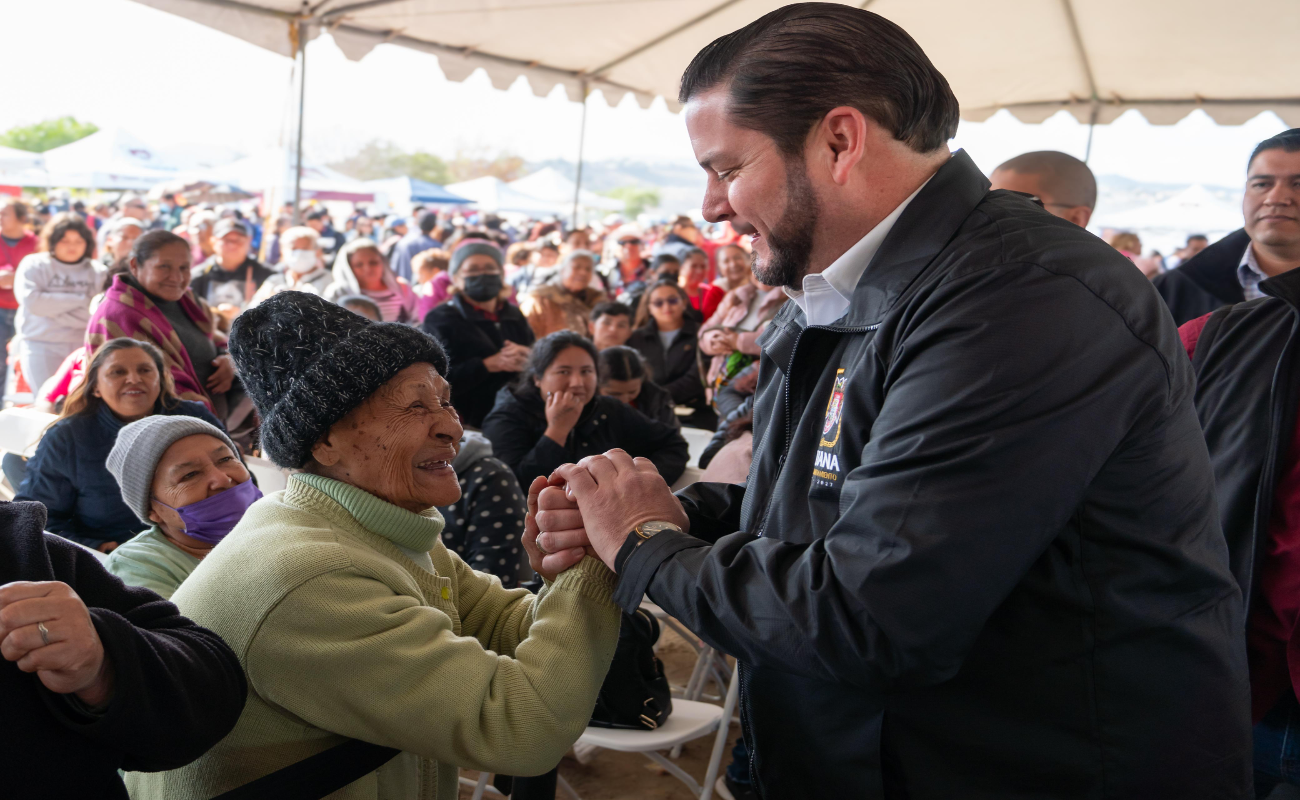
[227,291,448,469]
[107,415,240,523]
[448,239,503,275]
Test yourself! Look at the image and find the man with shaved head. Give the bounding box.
[989,150,1097,228]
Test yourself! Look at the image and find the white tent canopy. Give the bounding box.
[445,176,568,217]
[1095,184,1243,235]
[41,128,179,190]
[130,0,1300,125]
[510,168,625,214]
[192,148,374,202]
[0,146,44,173]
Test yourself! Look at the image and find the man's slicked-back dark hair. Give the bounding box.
[1249,128,1300,170]
[679,3,960,155]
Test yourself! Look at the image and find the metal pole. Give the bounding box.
[571,80,589,228]
[1084,102,1099,164]
[292,19,307,224]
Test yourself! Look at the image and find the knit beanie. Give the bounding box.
[227,291,448,469]
[107,415,241,523]
[448,239,503,275]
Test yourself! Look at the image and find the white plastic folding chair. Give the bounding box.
[458,771,506,800]
[560,662,740,800]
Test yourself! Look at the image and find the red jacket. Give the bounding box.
[0,231,37,310]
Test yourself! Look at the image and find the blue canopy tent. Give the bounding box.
[363,177,471,212]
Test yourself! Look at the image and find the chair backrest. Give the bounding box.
[0,407,58,458]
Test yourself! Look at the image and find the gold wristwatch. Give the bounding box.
[633,521,684,541]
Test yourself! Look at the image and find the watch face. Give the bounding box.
[640,521,682,537]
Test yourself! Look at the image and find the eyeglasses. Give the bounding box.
[651,297,682,308]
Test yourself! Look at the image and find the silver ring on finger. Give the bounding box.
[535,538,551,556]
[37,621,51,647]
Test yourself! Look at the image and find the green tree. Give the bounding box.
[601,185,661,217]
[446,150,527,183]
[0,116,99,152]
[329,140,451,186]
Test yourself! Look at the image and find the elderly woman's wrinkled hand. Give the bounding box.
[0,581,115,707]
[523,476,589,581]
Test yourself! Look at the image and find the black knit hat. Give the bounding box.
[228,291,448,469]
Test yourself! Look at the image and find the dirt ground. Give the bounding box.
[460,622,740,800]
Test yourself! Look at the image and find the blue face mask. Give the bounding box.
[155,477,262,545]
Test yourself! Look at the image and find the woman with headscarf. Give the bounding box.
[128,291,619,800]
[520,249,607,339]
[324,237,418,323]
[85,231,234,414]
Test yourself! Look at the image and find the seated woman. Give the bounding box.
[248,226,333,305]
[699,279,787,407]
[435,431,531,589]
[86,231,235,415]
[421,239,535,429]
[129,292,620,800]
[104,415,259,599]
[0,498,246,800]
[520,249,607,338]
[481,331,688,488]
[597,345,678,429]
[713,242,752,291]
[678,247,725,321]
[413,247,451,321]
[15,338,223,553]
[626,279,715,430]
[324,238,418,323]
[13,213,105,392]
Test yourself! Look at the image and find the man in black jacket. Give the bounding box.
[1177,129,1300,796]
[0,500,246,799]
[1153,128,1300,325]
[534,5,1251,798]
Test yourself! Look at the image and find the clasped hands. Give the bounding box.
[521,448,689,582]
[0,581,115,708]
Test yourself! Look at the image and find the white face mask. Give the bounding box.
[285,249,318,274]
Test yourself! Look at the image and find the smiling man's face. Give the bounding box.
[1244,147,1300,251]
[686,88,819,289]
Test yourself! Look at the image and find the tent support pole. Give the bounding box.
[1084,102,1099,164]
[571,79,589,228]
[292,19,308,224]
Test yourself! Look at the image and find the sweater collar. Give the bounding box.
[292,473,444,552]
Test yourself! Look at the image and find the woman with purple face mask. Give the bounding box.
[103,415,261,599]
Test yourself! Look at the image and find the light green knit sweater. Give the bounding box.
[104,525,201,599]
[127,473,620,800]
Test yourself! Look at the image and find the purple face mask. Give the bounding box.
[156,477,262,545]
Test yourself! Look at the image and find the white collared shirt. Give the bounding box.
[785,177,931,327]
[1238,243,1266,302]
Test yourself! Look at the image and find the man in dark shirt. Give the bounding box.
[189,219,274,325]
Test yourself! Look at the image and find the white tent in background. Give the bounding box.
[0,146,47,188]
[510,168,625,215]
[445,176,568,217]
[1095,185,1243,236]
[41,128,178,190]
[193,148,375,203]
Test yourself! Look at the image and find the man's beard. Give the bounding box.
[752,156,819,289]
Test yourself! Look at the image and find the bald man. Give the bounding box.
[990,150,1097,228]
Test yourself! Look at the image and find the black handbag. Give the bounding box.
[588,607,673,730]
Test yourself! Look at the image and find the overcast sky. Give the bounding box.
[2,0,1289,189]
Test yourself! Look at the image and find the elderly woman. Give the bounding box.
[520,249,607,339]
[324,237,417,323]
[0,499,247,799]
[699,279,787,405]
[104,416,258,598]
[713,242,752,291]
[249,225,333,305]
[421,239,535,428]
[13,212,105,391]
[86,231,234,413]
[15,338,223,553]
[678,247,725,321]
[481,331,689,488]
[128,292,619,800]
